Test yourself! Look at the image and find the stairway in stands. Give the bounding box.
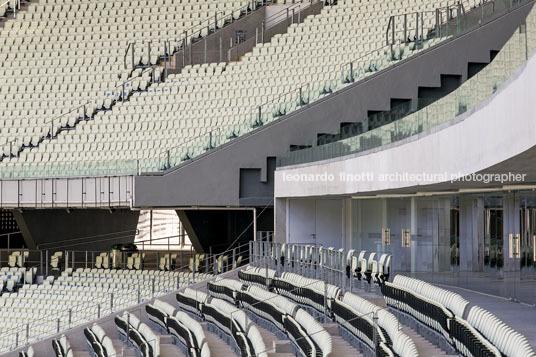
[324,323,364,357]
[401,325,456,357]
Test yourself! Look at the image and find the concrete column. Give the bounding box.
[503,194,520,272]
[459,197,484,272]
[410,197,417,272]
[343,198,352,251]
[274,198,287,244]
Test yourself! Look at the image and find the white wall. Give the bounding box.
[287,198,343,248]
[274,53,536,198]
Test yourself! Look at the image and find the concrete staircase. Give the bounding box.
[401,325,457,357]
[323,323,364,357]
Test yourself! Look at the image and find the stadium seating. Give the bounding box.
[0,0,257,165]
[333,291,418,356]
[146,298,211,357]
[382,275,536,357]
[84,323,117,357]
[272,271,341,314]
[0,268,211,353]
[0,0,459,177]
[115,311,160,357]
[466,306,536,357]
[237,265,277,288]
[18,346,34,357]
[178,290,267,357]
[51,334,73,357]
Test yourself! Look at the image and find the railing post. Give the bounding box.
[435,8,439,38]
[68,308,72,326]
[152,278,155,297]
[110,293,114,311]
[45,250,48,276]
[131,42,135,70]
[204,37,207,63]
[349,62,354,83]
[98,304,101,319]
[258,106,261,125]
[415,12,419,44]
[261,21,265,43]
[26,323,29,344]
[57,318,60,333]
[16,332,19,348]
[219,37,222,62]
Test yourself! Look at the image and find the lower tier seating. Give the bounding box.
[176,290,267,357]
[52,335,73,357]
[146,299,211,357]
[382,275,536,357]
[84,323,117,357]
[0,268,212,353]
[115,311,160,357]
[18,346,34,357]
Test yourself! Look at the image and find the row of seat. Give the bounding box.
[333,291,418,357]
[466,306,535,357]
[178,288,267,357]
[382,275,536,357]
[83,323,117,357]
[115,311,160,357]
[146,299,210,357]
[52,335,73,357]
[207,276,333,357]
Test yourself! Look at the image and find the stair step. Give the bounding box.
[401,325,457,357]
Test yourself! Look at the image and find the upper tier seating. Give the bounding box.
[0,0,255,163]
[84,323,117,357]
[1,0,456,177]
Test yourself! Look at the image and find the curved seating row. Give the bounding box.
[272,271,341,314]
[235,267,415,356]
[382,275,536,357]
[237,265,276,288]
[333,291,418,357]
[84,323,117,357]
[176,287,207,318]
[382,277,462,341]
[466,306,536,357]
[177,289,267,357]
[115,311,160,357]
[146,299,210,357]
[208,278,332,357]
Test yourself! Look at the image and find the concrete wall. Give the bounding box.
[13,209,140,251]
[275,30,536,198]
[134,2,533,208]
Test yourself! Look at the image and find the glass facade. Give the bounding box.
[348,190,536,305]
